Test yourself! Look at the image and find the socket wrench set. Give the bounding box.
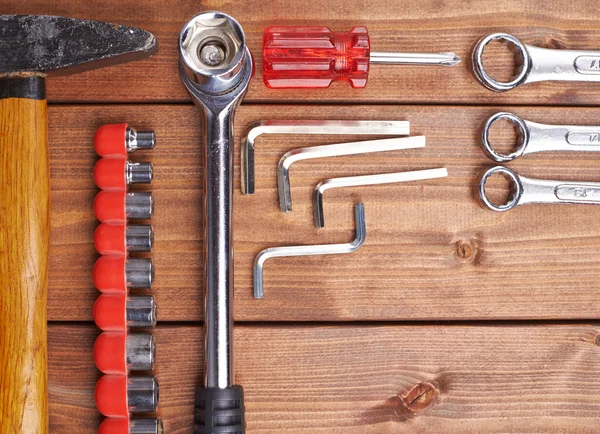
[2,8,600,434]
[92,124,162,433]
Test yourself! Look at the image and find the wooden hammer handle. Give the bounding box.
[0,74,50,433]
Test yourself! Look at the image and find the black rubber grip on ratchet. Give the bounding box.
[179,11,253,433]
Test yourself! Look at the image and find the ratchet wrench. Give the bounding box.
[179,11,252,433]
[473,33,600,92]
[482,112,600,162]
[479,166,600,211]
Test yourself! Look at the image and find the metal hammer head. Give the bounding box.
[0,15,157,77]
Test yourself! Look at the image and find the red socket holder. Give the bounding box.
[94,158,128,191]
[93,124,158,430]
[95,223,127,256]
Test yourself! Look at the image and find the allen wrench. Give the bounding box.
[254,202,366,299]
[313,168,448,228]
[278,136,426,212]
[240,120,410,194]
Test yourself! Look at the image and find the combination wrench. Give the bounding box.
[472,33,600,92]
[479,166,600,212]
[482,111,600,162]
[179,11,253,433]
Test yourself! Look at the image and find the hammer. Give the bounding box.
[0,15,156,433]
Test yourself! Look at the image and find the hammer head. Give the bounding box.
[0,15,157,77]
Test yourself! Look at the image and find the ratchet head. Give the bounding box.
[178,11,253,100]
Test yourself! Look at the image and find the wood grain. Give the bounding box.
[47,104,600,322]
[0,97,49,433]
[3,0,600,105]
[49,323,600,433]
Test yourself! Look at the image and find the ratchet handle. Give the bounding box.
[263,26,370,88]
[195,385,245,433]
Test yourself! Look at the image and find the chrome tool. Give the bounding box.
[241,120,410,194]
[473,33,600,92]
[279,136,426,212]
[254,202,366,299]
[313,168,448,228]
[479,166,600,211]
[179,11,252,433]
[482,111,600,162]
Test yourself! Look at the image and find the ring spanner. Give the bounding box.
[482,111,600,162]
[179,11,253,433]
[479,166,600,212]
[473,33,600,92]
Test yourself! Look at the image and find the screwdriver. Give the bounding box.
[263,26,460,88]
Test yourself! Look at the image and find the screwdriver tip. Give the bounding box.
[440,52,461,66]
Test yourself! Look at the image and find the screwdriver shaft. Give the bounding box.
[369,51,461,66]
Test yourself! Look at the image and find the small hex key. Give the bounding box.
[241,120,410,195]
[313,168,448,228]
[254,202,366,299]
[279,136,426,212]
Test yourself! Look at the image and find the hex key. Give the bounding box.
[278,135,426,213]
[240,120,410,195]
[253,202,366,299]
[313,168,448,228]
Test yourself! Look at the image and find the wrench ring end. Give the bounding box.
[479,165,522,211]
[481,112,529,162]
[472,33,530,92]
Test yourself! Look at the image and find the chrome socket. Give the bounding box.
[127,333,156,371]
[126,224,153,252]
[126,161,153,184]
[126,258,154,289]
[126,295,157,328]
[127,127,156,152]
[126,192,154,220]
[130,418,164,434]
[128,376,159,413]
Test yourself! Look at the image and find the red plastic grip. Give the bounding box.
[93,256,127,293]
[95,158,127,191]
[95,190,127,223]
[93,294,127,331]
[263,26,370,88]
[95,223,126,256]
[98,417,129,434]
[95,332,127,374]
[95,375,128,417]
[95,124,129,157]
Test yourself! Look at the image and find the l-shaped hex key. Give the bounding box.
[240,120,410,195]
[278,136,426,212]
[253,202,366,299]
[313,168,448,228]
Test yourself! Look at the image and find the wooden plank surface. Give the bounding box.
[5,0,600,432]
[49,104,600,321]
[49,323,600,433]
[3,0,600,105]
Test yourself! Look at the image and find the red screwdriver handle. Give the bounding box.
[263,26,370,88]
